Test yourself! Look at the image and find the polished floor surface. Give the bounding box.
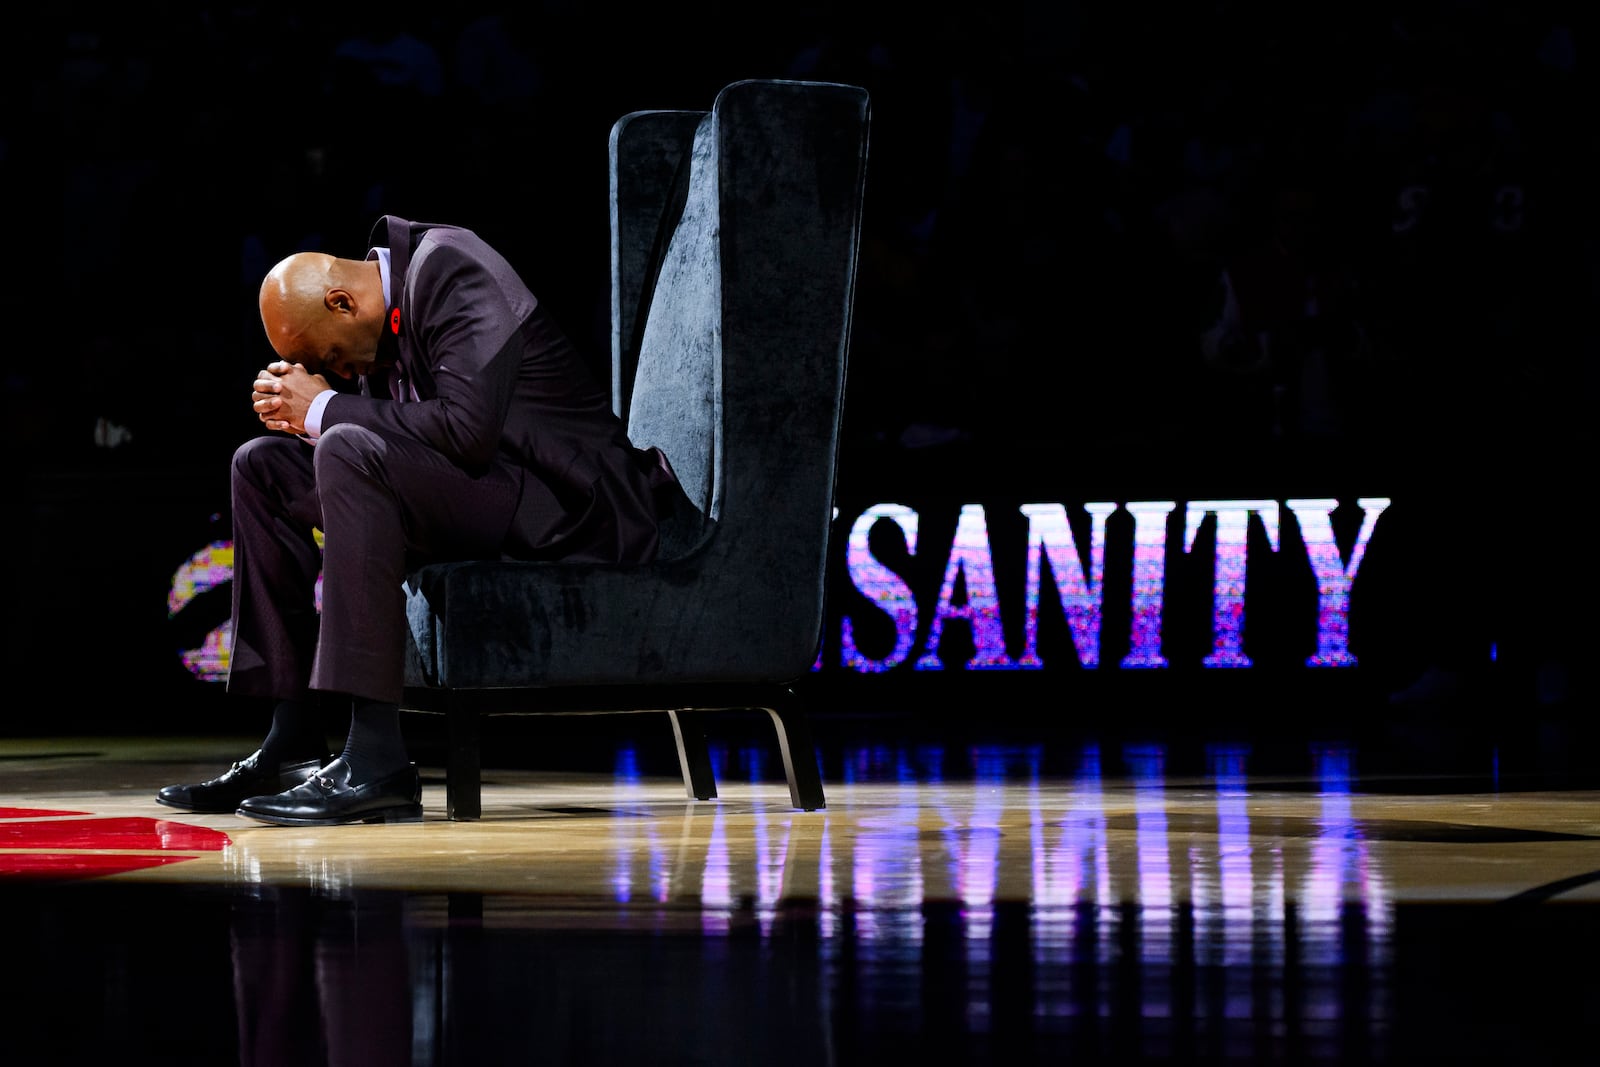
[5,706,1600,1065]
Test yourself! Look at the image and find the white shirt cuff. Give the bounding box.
[305,390,335,439]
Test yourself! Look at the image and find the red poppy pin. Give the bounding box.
[390,307,402,334]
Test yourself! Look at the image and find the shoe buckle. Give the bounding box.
[206,761,246,785]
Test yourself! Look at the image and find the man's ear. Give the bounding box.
[326,288,356,314]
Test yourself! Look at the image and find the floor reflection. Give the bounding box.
[0,878,1406,1064]
[230,887,413,1067]
[5,733,1600,1064]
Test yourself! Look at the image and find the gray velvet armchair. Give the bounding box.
[399,79,871,819]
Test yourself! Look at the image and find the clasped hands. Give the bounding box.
[252,361,330,435]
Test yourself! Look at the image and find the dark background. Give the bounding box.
[3,2,1594,736]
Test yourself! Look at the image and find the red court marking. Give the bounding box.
[0,807,89,818]
[0,817,230,851]
[0,814,231,879]
[0,854,198,878]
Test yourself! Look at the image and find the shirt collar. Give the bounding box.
[370,246,393,306]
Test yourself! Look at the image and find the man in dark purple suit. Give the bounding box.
[157,215,678,825]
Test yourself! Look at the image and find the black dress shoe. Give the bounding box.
[235,758,423,826]
[156,750,325,813]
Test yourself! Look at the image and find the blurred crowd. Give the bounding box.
[2,2,1592,488]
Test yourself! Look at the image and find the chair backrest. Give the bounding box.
[612,79,871,671]
[615,78,869,531]
[610,108,713,518]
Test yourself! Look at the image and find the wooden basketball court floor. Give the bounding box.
[5,705,1600,1065]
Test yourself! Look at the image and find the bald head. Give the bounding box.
[258,252,386,379]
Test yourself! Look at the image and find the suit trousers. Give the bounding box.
[226,424,524,704]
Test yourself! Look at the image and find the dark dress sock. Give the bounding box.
[259,699,329,765]
[340,698,410,781]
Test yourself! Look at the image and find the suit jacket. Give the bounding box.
[319,215,677,563]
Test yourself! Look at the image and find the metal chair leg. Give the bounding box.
[765,690,825,811]
[668,709,718,800]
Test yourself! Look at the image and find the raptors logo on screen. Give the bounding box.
[168,530,325,682]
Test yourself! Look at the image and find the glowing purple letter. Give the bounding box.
[917,504,1016,670]
[1018,502,1117,669]
[1120,501,1177,669]
[841,503,920,673]
[1184,500,1281,668]
[1286,497,1391,668]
